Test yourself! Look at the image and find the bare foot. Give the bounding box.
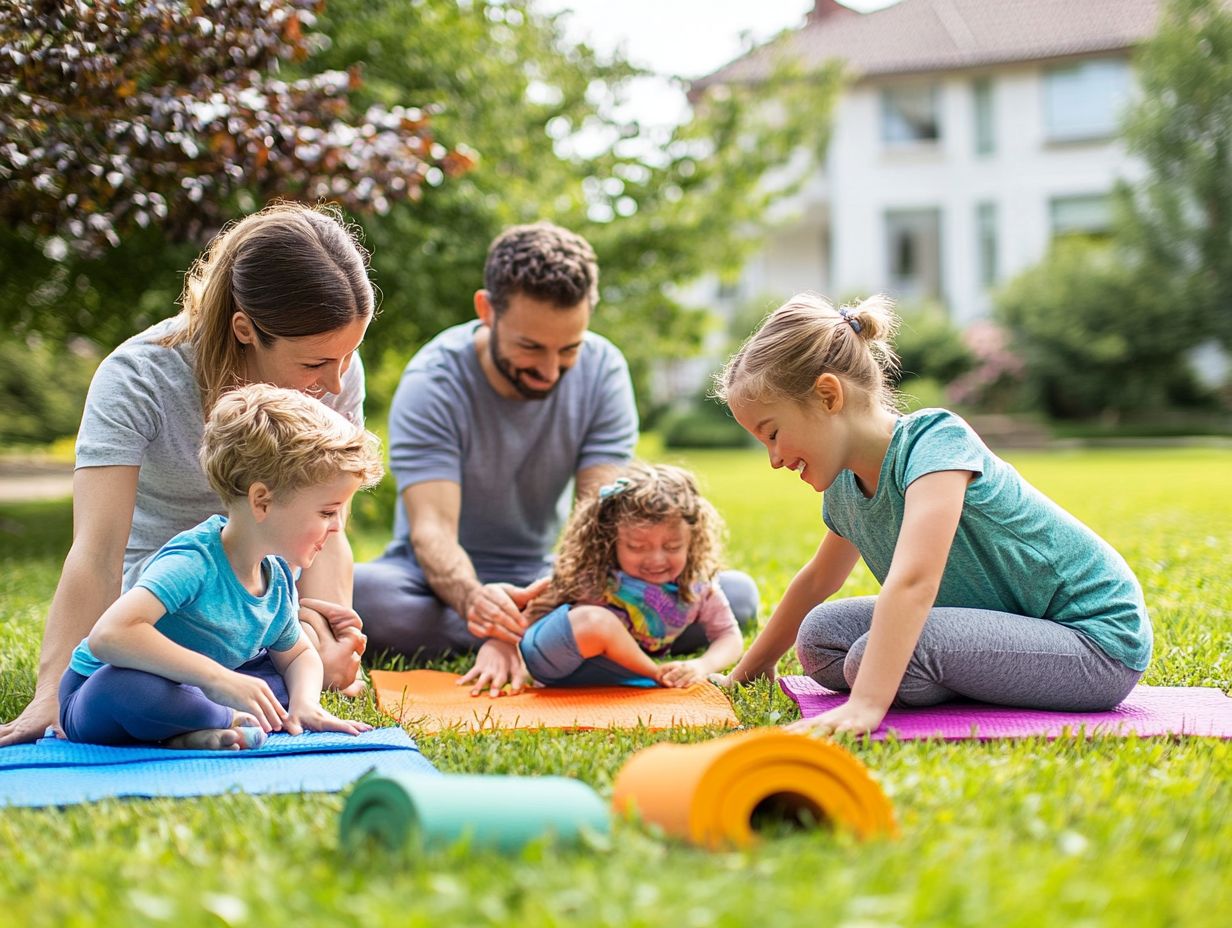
[300,614,366,693]
[164,713,267,750]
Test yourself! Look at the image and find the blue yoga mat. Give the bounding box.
[0,726,438,808]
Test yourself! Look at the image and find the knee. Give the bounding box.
[717,570,760,630]
[842,634,869,689]
[568,606,622,648]
[795,602,841,675]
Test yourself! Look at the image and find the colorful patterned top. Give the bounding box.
[600,570,739,654]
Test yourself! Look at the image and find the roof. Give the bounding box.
[693,0,1164,90]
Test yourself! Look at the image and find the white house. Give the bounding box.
[688,0,1163,334]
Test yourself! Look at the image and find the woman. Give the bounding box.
[1,202,375,746]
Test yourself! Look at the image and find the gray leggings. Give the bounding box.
[796,596,1141,711]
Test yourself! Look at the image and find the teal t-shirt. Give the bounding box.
[822,409,1151,671]
[69,515,302,677]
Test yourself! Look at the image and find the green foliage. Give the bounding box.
[659,399,754,450]
[0,336,99,444]
[893,302,975,386]
[1118,0,1232,350]
[994,237,1202,419]
[2,448,1231,926]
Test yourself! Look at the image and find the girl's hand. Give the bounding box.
[284,701,372,736]
[785,697,886,737]
[201,670,288,733]
[657,660,706,688]
[711,660,777,688]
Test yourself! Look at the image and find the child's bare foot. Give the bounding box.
[300,614,366,693]
[164,713,267,751]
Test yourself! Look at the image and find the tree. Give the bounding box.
[305,0,841,415]
[995,237,1200,419]
[0,0,470,256]
[1117,0,1232,349]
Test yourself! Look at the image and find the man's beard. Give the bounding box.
[489,323,568,400]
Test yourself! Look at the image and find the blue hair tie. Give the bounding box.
[599,476,632,500]
[839,307,862,334]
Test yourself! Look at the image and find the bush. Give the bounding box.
[660,399,754,450]
[0,337,99,445]
[893,301,976,385]
[994,237,1205,419]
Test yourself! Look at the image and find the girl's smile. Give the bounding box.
[615,518,692,585]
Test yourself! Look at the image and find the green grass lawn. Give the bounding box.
[1,447,1230,927]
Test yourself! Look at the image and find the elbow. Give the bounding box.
[884,569,942,608]
[86,624,121,664]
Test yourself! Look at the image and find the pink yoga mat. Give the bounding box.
[778,676,1232,740]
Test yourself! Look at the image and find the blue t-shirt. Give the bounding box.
[387,320,638,578]
[69,515,302,677]
[822,409,1152,671]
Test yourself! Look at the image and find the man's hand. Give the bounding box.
[785,696,887,737]
[658,659,708,688]
[458,638,532,698]
[0,688,60,746]
[463,577,551,644]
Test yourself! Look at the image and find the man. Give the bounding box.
[353,222,757,694]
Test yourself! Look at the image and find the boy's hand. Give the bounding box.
[657,660,707,688]
[202,670,288,733]
[285,701,372,736]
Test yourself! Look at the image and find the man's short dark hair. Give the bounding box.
[484,222,599,315]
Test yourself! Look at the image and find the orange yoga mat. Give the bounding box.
[371,669,740,734]
[611,728,897,848]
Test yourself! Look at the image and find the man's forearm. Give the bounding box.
[411,530,483,617]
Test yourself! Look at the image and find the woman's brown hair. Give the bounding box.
[163,201,374,411]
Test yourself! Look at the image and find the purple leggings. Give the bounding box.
[58,652,290,746]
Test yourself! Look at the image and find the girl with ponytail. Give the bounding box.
[712,292,1151,736]
[0,202,376,746]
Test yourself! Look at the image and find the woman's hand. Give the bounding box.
[785,696,887,737]
[0,688,60,746]
[201,669,288,732]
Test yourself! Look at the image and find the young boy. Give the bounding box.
[58,384,383,750]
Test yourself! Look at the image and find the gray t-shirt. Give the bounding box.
[75,316,365,590]
[388,320,638,577]
[822,408,1151,671]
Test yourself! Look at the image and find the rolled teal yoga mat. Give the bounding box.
[341,772,610,852]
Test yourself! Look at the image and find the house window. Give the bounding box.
[1043,58,1131,142]
[882,85,940,146]
[976,201,998,288]
[1050,194,1113,236]
[973,78,995,156]
[885,208,942,299]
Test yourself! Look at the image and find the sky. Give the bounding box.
[532,0,900,127]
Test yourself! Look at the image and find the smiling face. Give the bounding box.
[234,313,369,399]
[614,517,692,586]
[729,389,848,494]
[476,291,590,400]
[258,472,363,570]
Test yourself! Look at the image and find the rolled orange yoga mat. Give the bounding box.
[611,728,897,848]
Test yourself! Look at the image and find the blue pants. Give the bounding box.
[58,652,290,746]
[519,604,660,687]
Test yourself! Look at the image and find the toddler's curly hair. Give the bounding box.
[201,383,383,501]
[540,462,724,611]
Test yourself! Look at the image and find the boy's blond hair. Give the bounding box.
[201,383,383,501]
[533,462,724,615]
